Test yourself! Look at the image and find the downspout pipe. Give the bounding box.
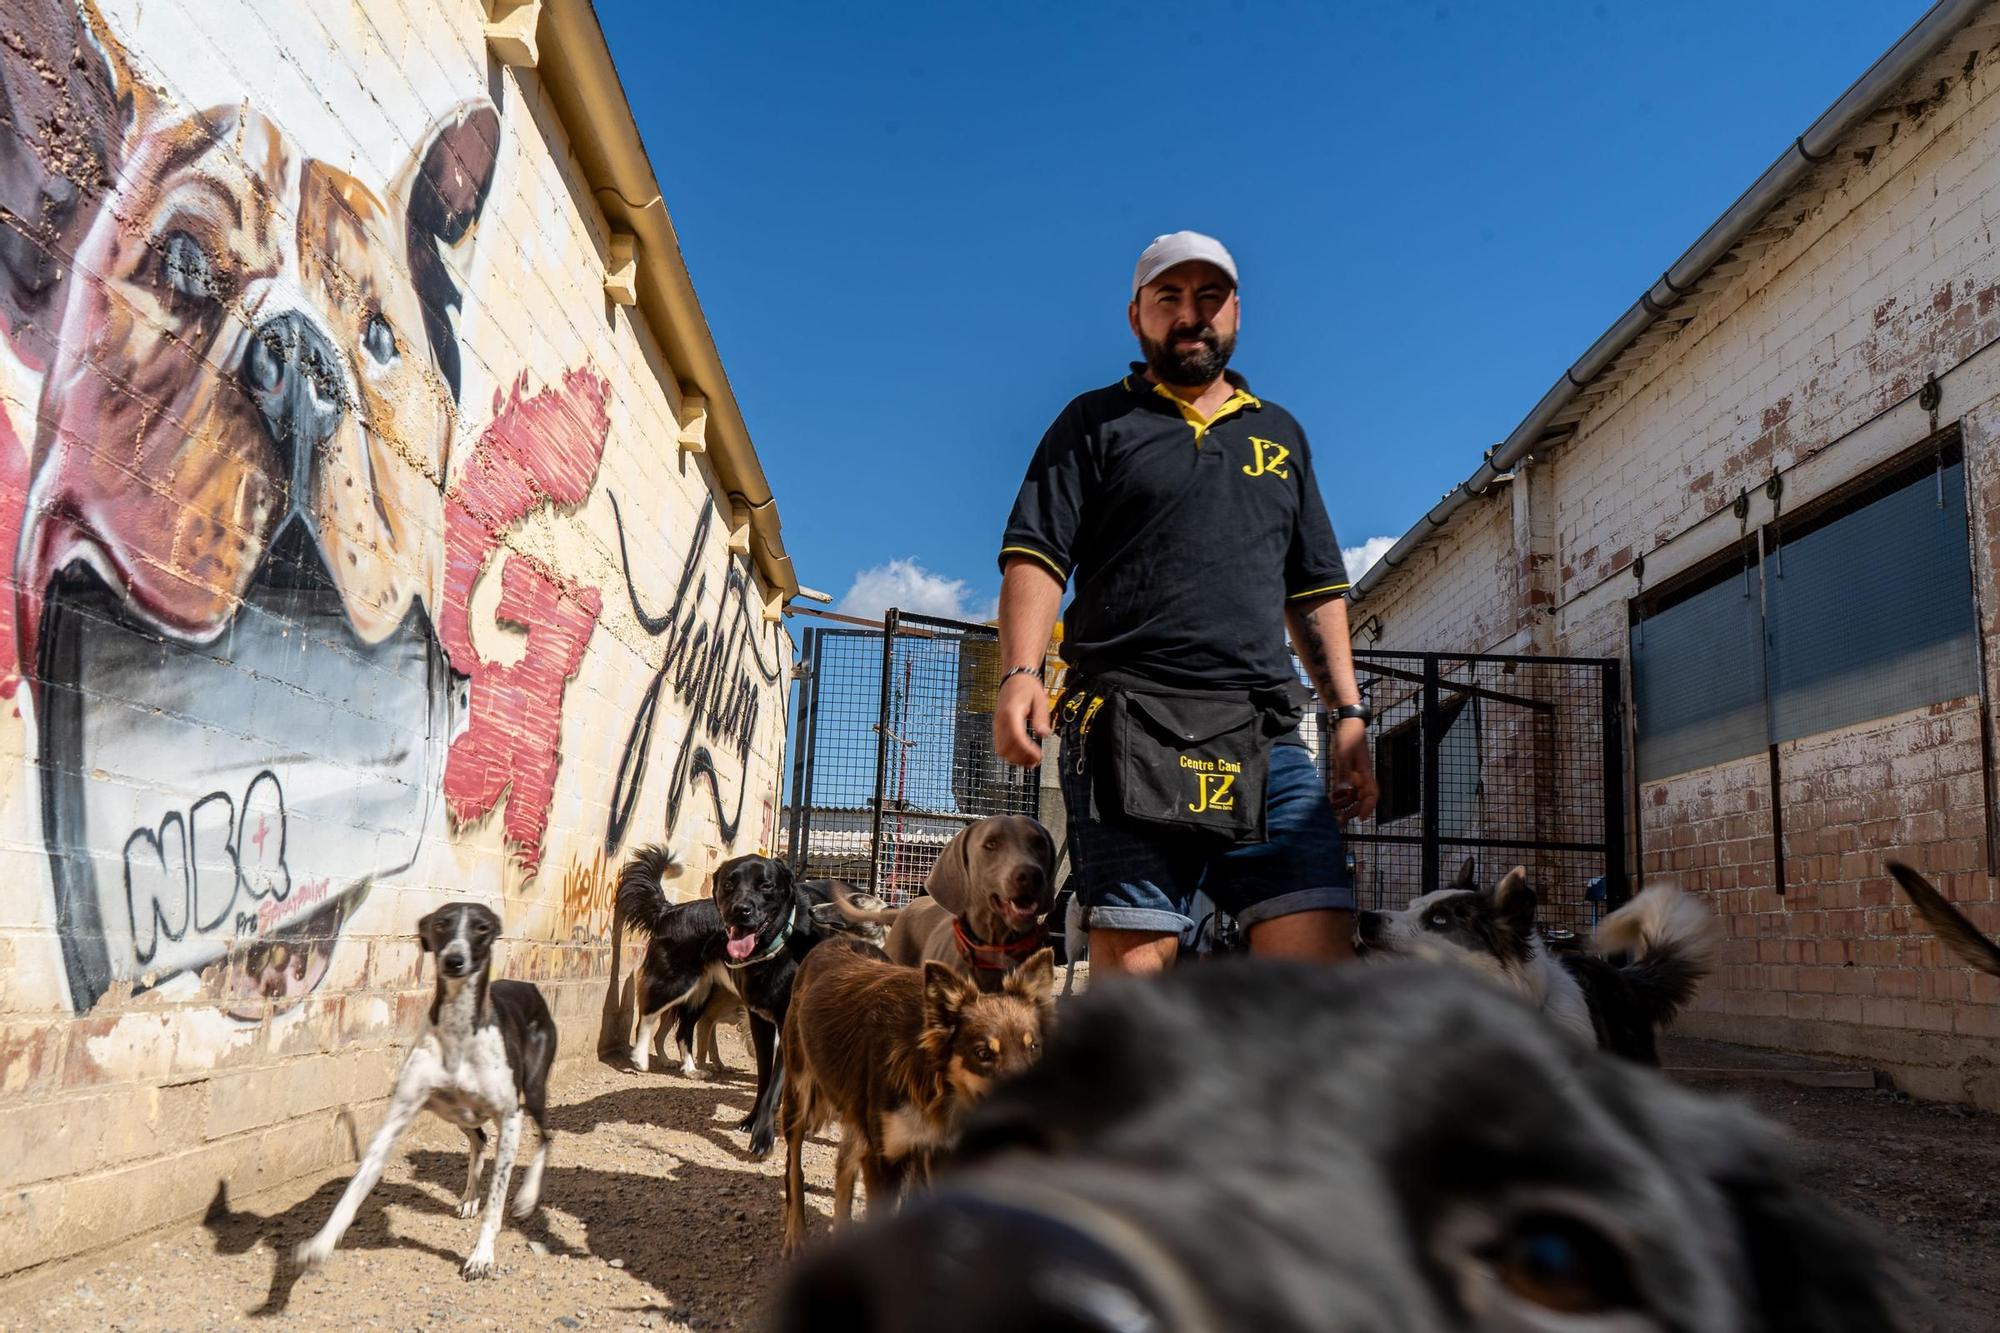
[1351,0,1988,602]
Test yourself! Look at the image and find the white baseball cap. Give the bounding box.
[1132,231,1239,297]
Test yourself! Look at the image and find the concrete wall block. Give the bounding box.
[205,1066,290,1142]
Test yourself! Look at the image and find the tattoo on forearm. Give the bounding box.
[1290,608,1339,702]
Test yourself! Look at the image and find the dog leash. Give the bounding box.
[724,904,804,970]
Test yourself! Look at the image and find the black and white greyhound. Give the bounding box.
[295,903,556,1280]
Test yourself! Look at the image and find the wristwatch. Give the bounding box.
[1333,703,1373,727]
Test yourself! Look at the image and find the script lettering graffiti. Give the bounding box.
[604,495,782,849]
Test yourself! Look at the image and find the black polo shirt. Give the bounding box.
[999,365,1349,689]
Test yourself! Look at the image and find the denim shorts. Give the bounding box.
[1058,722,1355,938]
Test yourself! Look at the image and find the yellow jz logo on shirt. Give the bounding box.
[1241,437,1291,480]
[1188,772,1237,814]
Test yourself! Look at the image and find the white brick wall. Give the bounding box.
[1362,21,2000,1107]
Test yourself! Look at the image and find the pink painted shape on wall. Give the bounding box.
[0,404,25,701]
[440,367,611,874]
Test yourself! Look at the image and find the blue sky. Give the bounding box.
[596,0,1932,623]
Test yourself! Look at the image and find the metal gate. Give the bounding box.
[786,609,1042,903]
[1322,650,1628,935]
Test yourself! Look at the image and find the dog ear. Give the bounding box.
[922,961,976,1028]
[398,100,500,402]
[1033,818,1057,875]
[2,0,125,352]
[415,909,437,952]
[1004,948,1057,1014]
[925,824,978,916]
[1886,860,2000,976]
[1453,856,1477,888]
[1491,866,1536,935]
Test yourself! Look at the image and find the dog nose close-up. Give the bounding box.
[243,311,348,471]
[773,1193,1179,1333]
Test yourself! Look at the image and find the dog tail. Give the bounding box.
[616,844,684,940]
[830,880,902,928]
[1595,883,1720,1026]
[1887,860,2000,977]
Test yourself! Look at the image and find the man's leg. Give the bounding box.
[1247,908,1355,963]
[1213,745,1358,965]
[1087,928,1180,975]
[1058,710,1196,975]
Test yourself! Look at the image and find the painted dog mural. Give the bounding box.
[0,1,791,1017]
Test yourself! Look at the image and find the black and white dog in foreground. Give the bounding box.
[617,848,878,1159]
[296,903,555,1280]
[775,961,1909,1332]
[1354,861,1718,1064]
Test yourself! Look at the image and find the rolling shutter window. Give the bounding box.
[1764,451,1979,744]
[1633,559,1767,782]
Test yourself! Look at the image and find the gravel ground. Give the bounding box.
[2,1014,1996,1331]
[0,1027,832,1333]
[1701,1076,2000,1333]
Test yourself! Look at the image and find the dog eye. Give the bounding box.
[1483,1213,1638,1315]
[1426,911,1449,929]
[362,314,398,363]
[161,230,214,301]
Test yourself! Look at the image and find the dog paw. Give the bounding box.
[293,1236,334,1271]
[456,1197,480,1219]
[462,1250,496,1280]
[747,1131,775,1161]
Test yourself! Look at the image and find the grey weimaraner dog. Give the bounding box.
[837,814,1056,991]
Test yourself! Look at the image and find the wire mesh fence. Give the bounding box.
[785,610,1042,903]
[789,631,1624,930]
[1315,651,1628,936]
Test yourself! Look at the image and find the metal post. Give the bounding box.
[1421,654,1441,894]
[868,609,900,893]
[786,627,818,870]
[1601,660,1630,910]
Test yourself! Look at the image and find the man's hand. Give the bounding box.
[994,673,1052,767]
[1327,716,1378,824]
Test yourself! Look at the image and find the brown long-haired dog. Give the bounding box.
[781,939,1055,1256]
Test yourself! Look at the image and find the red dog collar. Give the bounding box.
[952,916,1048,973]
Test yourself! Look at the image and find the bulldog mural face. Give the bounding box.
[18,55,500,1012]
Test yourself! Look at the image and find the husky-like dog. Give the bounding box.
[1354,861,1718,1063]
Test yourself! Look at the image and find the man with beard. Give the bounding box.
[993,232,1378,975]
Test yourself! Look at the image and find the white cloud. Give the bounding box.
[1342,535,1397,581]
[837,559,998,624]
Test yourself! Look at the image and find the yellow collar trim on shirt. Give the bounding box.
[1148,379,1261,442]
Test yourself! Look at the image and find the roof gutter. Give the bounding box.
[1351,0,1988,602]
[536,0,799,599]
